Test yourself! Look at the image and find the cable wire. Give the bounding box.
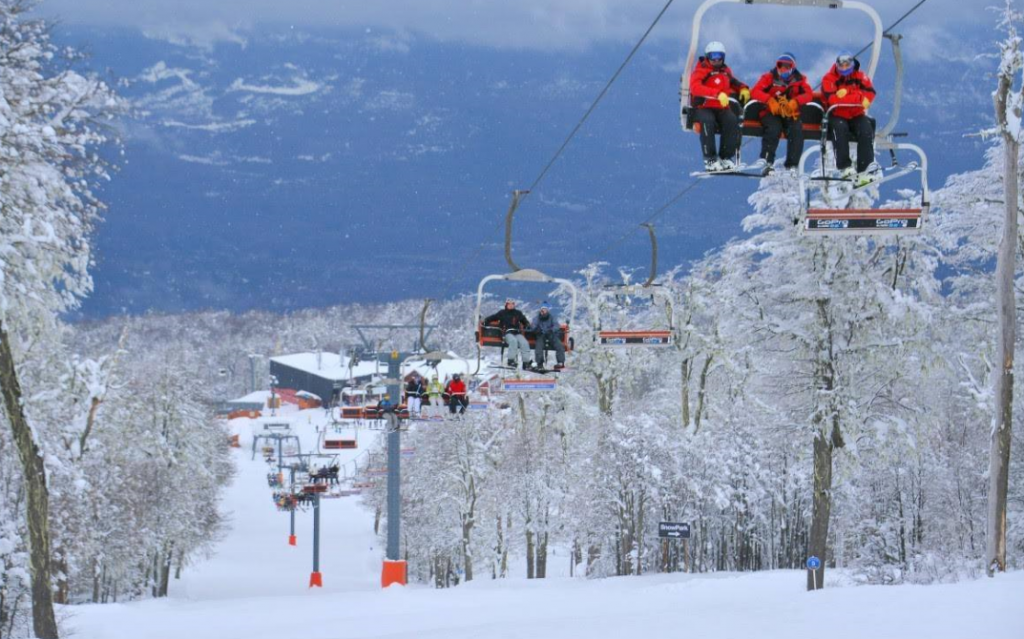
[577,0,932,273]
[429,0,931,311]
[526,0,677,195]
[431,0,678,302]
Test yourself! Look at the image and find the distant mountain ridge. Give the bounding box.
[55,24,992,318]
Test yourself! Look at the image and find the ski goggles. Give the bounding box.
[836,55,854,68]
[707,52,725,61]
[776,61,794,70]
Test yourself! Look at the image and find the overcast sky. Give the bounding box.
[41,0,988,51]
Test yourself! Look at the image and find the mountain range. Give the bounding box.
[52,19,993,318]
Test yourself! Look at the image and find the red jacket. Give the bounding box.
[445,379,467,396]
[749,68,813,114]
[821,61,875,120]
[689,58,747,110]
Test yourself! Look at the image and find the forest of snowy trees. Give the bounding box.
[59,133,1024,594]
[0,0,1023,637]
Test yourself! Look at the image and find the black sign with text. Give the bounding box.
[658,522,691,539]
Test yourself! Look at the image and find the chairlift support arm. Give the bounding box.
[504,190,529,272]
[641,223,658,288]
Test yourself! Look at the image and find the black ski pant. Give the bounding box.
[694,108,739,161]
[449,395,468,414]
[534,333,566,367]
[829,115,874,172]
[760,114,804,168]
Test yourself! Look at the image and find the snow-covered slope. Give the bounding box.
[66,406,1024,639]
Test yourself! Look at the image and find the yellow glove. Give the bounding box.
[717,92,729,108]
[836,88,848,99]
[739,88,750,104]
[767,97,781,116]
[862,97,871,110]
[783,99,801,119]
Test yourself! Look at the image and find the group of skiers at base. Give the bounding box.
[484,298,566,371]
[691,42,878,185]
[405,373,470,416]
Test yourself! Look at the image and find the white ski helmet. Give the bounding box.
[705,41,726,58]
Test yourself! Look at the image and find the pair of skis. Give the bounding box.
[691,161,920,188]
[689,162,771,179]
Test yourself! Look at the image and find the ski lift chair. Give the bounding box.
[798,140,930,235]
[273,492,300,512]
[595,284,675,347]
[797,29,930,235]
[475,269,578,363]
[680,0,884,134]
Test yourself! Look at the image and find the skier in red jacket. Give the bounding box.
[444,374,469,415]
[689,41,749,172]
[822,53,878,185]
[748,53,812,174]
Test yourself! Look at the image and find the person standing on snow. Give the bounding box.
[822,52,878,185]
[484,298,533,369]
[689,41,749,172]
[748,52,812,174]
[531,302,566,371]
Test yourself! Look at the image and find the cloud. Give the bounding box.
[228,77,322,96]
[142,21,249,49]
[179,153,229,166]
[161,118,257,132]
[40,1,988,51]
[538,194,588,213]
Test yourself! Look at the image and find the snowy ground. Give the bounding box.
[67,406,1024,639]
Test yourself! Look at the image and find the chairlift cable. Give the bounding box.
[811,0,929,91]
[580,0,931,269]
[525,0,677,195]
[399,0,937,350]
[430,0,678,302]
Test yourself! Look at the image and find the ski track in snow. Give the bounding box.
[68,405,1024,639]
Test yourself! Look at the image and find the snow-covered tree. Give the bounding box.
[0,1,124,635]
